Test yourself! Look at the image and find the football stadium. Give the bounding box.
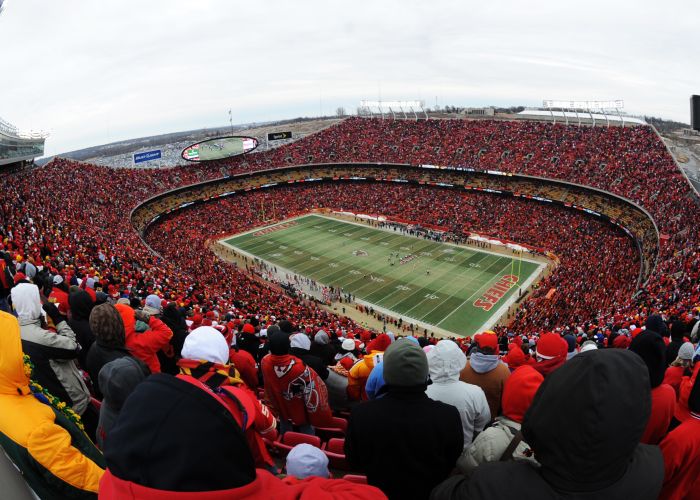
[1,1,700,499]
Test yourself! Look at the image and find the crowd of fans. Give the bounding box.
[1,116,700,497]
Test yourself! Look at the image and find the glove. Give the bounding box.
[42,302,64,326]
[134,310,151,324]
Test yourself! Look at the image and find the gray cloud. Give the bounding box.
[0,0,697,156]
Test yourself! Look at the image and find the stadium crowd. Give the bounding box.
[0,116,699,498]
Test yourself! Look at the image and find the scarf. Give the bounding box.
[177,358,243,388]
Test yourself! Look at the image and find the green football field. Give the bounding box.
[221,214,544,336]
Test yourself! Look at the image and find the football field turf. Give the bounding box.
[221,214,544,336]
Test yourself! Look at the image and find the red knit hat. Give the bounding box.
[501,365,544,422]
[475,331,499,354]
[535,333,567,359]
[242,323,256,334]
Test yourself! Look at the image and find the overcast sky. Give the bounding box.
[1,0,698,156]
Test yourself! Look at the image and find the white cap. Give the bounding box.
[342,338,356,351]
[181,326,229,364]
[286,444,329,479]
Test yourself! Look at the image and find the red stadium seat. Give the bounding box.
[282,432,322,449]
[343,474,368,485]
[315,416,348,442]
[324,437,345,455]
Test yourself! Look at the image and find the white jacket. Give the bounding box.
[426,340,491,449]
[457,415,539,474]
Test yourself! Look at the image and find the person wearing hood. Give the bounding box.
[238,322,261,361]
[49,274,71,317]
[532,332,568,377]
[0,311,106,499]
[365,336,421,400]
[645,314,670,337]
[67,289,96,369]
[666,320,686,367]
[346,339,463,500]
[261,330,333,435]
[427,339,490,450]
[11,282,90,416]
[100,330,386,500]
[460,332,510,418]
[310,329,338,366]
[227,325,259,391]
[348,333,391,400]
[458,365,543,474]
[157,302,189,375]
[432,349,664,500]
[290,332,329,380]
[629,330,676,444]
[96,356,149,449]
[658,373,700,500]
[115,303,172,374]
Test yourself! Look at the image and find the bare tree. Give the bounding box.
[336,107,346,117]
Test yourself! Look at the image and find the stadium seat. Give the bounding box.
[315,416,348,442]
[343,474,368,485]
[282,432,322,448]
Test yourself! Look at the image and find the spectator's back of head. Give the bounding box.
[89,303,126,348]
[286,444,329,479]
[384,339,429,388]
[629,331,667,388]
[522,349,651,491]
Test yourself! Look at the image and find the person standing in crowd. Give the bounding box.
[346,339,463,499]
[261,330,333,434]
[11,282,90,416]
[432,349,663,499]
[67,289,96,369]
[658,373,700,500]
[426,339,490,450]
[114,303,172,373]
[0,311,106,499]
[290,332,329,380]
[460,331,510,418]
[532,332,568,377]
[629,330,676,444]
[311,329,338,366]
[458,365,543,474]
[348,333,391,400]
[663,342,695,396]
[96,356,149,449]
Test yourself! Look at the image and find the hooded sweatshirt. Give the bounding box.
[0,311,105,499]
[460,349,510,418]
[427,340,490,449]
[67,289,95,369]
[11,283,90,415]
[432,349,664,500]
[348,334,391,400]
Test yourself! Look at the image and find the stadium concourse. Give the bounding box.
[0,116,699,498]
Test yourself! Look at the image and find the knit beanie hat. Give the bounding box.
[290,333,311,351]
[678,342,695,361]
[629,331,667,388]
[89,303,126,347]
[181,326,229,365]
[341,338,356,351]
[314,330,329,345]
[383,339,429,387]
[536,333,568,360]
[474,331,499,354]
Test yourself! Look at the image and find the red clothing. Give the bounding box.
[115,304,173,373]
[229,348,258,391]
[640,384,676,445]
[48,286,70,315]
[659,415,700,500]
[261,353,332,427]
[663,366,686,398]
[177,374,276,468]
[99,468,387,499]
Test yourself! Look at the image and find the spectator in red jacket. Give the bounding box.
[629,330,676,445]
[114,303,173,373]
[658,373,700,500]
